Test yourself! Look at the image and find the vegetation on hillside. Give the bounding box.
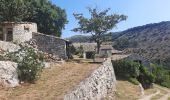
[0,0,67,37]
[151,64,170,88]
[72,7,127,53]
[112,60,154,89]
[112,59,170,88]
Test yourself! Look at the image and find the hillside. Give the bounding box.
[113,21,170,68]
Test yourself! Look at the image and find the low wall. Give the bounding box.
[64,58,116,100]
[32,32,68,59]
[0,41,20,52]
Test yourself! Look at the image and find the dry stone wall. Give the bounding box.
[64,58,116,100]
[32,32,68,59]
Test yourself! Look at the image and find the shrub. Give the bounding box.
[138,65,155,89]
[112,60,140,78]
[6,45,44,83]
[112,59,155,88]
[151,64,170,88]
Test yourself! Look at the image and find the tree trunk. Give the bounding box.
[97,41,101,54]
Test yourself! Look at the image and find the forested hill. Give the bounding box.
[113,21,170,67]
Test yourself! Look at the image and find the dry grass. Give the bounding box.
[151,94,164,100]
[168,97,170,100]
[154,84,168,95]
[105,80,141,100]
[144,88,157,95]
[0,61,99,100]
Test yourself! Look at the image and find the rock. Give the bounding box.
[0,61,19,87]
[44,62,63,68]
[0,41,20,52]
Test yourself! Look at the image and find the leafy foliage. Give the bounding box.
[0,0,29,21]
[0,0,67,37]
[73,7,127,53]
[23,0,67,37]
[112,60,154,89]
[151,64,170,88]
[6,45,45,83]
[112,60,140,78]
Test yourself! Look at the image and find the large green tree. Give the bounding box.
[0,0,67,37]
[23,0,67,36]
[73,8,127,53]
[0,0,29,21]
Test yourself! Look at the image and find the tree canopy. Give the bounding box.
[0,0,67,37]
[73,7,127,53]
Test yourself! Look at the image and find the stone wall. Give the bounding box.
[64,58,116,100]
[0,41,20,52]
[32,32,68,59]
[13,23,37,43]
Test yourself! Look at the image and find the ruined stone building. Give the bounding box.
[0,22,37,43]
[0,22,71,59]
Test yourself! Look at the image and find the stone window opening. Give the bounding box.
[24,26,30,32]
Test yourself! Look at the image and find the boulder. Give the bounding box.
[0,61,19,87]
[0,41,20,52]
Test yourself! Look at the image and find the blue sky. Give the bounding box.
[52,0,170,38]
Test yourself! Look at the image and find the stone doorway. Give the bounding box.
[6,28,13,41]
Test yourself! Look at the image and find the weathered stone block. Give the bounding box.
[0,61,19,87]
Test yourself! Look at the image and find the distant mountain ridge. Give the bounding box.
[66,35,91,43]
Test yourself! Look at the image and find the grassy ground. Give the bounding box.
[0,61,99,100]
[105,80,141,100]
[168,97,170,100]
[106,79,170,100]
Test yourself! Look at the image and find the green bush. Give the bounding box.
[112,60,140,78]
[6,45,44,83]
[151,64,170,88]
[112,60,154,88]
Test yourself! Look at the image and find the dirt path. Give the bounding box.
[154,85,170,100]
[139,90,160,100]
[0,62,99,100]
[139,85,170,100]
